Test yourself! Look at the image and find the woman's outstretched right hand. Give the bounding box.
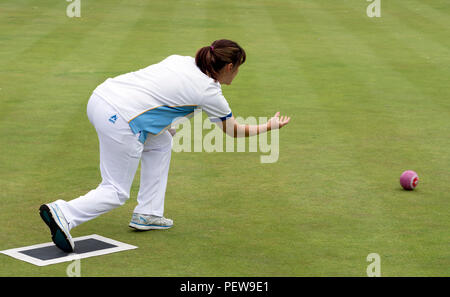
[267,112,291,130]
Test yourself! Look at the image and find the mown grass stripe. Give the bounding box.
[405,0,450,31]
[0,0,77,67]
[0,1,140,202]
[322,1,450,111]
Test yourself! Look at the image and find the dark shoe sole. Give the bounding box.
[39,204,74,253]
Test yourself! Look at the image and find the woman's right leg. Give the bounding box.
[54,94,143,230]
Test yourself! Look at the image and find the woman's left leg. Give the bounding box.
[133,130,173,217]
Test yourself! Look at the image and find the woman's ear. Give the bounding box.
[226,63,234,72]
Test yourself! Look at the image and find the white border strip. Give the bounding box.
[410,174,419,189]
[0,234,137,266]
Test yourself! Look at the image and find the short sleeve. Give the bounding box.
[201,84,232,122]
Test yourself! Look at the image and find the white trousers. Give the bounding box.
[56,94,173,230]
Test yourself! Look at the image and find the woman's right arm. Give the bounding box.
[218,112,291,138]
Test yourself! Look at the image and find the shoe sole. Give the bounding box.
[128,222,173,231]
[39,204,74,253]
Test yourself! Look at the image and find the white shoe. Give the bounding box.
[129,213,173,230]
[39,202,75,253]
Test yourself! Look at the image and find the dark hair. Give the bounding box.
[195,39,246,80]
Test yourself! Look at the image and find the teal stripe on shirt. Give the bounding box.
[129,105,197,143]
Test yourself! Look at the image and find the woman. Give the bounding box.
[39,39,291,253]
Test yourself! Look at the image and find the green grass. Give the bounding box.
[0,0,449,276]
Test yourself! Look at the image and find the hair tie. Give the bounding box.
[210,46,214,51]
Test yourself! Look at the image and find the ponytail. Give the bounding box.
[195,39,246,80]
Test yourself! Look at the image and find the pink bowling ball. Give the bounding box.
[400,170,419,190]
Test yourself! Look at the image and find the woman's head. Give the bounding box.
[195,39,246,85]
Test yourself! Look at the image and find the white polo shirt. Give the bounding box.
[93,55,233,143]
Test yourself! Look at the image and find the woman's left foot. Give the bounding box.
[129,213,173,230]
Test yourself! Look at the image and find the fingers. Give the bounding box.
[270,112,291,128]
[279,115,291,127]
[280,116,289,122]
[273,112,290,121]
